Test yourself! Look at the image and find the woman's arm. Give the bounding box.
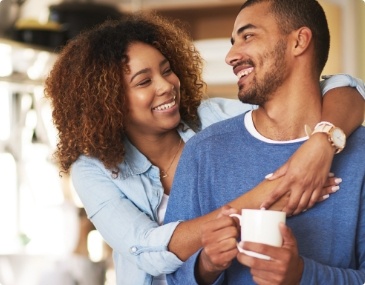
[167,175,336,261]
[321,86,364,134]
[260,84,364,215]
[71,157,184,276]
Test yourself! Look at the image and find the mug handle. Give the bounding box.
[229,213,271,260]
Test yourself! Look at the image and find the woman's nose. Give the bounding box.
[156,78,174,96]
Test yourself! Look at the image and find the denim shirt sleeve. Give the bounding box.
[71,156,183,276]
[321,73,365,99]
[198,97,255,130]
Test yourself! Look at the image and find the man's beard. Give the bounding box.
[238,39,287,106]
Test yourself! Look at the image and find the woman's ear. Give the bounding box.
[291,27,313,56]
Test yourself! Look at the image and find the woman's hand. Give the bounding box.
[260,133,342,216]
[196,206,239,284]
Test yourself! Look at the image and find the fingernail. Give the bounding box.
[334,178,342,184]
[302,209,307,213]
[265,173,273,179]
[323,194,330,200]
[328,172,335,177]
[332,185,340,192]
[260,207,266,211]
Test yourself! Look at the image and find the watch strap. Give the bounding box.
[307,121,345,154]
[311,122,334,135]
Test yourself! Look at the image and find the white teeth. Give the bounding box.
[237,67,254,79]
[153,96,176,111]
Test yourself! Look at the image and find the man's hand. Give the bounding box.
[237,223,303,285]
[196,206,239,284]
[260,133,340,215]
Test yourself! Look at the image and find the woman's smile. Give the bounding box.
[152,96,178,111]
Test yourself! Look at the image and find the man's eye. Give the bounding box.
[244,34,253,40]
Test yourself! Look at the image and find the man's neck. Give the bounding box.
[252,78,322,141]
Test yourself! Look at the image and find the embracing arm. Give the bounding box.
[167,178,282,261]
[321,86,364,135]
[260,75,365,215]
[167,167,337,261]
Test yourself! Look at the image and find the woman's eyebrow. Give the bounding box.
[130,58,169,83]
[130,68,149,83]
[160,58,168,67]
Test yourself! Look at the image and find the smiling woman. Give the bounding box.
[123,42,181,148]
[122,42,184,189]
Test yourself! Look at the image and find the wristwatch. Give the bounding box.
[311,121,346,154]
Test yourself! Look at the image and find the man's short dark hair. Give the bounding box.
[240,0,330,73]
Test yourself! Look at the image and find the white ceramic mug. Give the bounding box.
[230,209,286,260]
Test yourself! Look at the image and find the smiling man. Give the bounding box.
[165,0,365,284]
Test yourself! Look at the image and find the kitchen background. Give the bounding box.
[0,0,364,284]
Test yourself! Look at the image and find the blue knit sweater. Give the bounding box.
[165,113,365,284]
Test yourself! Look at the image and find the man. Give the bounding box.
[165,0,365,284]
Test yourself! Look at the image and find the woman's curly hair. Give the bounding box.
[44,12,206,174]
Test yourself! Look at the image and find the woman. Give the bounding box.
[44,12,364,285]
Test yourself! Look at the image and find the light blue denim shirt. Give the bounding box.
[71,74,364,285]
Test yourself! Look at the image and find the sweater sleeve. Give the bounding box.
[165,138,207,283]
[166,250,226,285]
[299,175,365,285]
[300,256,365,284]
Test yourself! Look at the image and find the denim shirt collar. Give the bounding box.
[121,121,196,180]
[122,137,152,178]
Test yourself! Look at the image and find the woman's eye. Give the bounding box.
[137,79,151,86]
[163,68,173,75]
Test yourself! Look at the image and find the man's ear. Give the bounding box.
[291,27,312,56]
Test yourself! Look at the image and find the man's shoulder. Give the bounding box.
[337,126,365,167]
[348,125,365,143]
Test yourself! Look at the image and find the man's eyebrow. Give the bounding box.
[231,24,257,44]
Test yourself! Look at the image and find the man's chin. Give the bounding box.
[237,91,251,104]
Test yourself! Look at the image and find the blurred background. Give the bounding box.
[0,0,364,284]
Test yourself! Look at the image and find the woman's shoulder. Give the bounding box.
[71,155,110,178]
[198,97,255,129]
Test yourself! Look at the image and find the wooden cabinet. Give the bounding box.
[149,3,241,40]
[118,0,242,40]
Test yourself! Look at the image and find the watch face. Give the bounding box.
[332,128,346,148]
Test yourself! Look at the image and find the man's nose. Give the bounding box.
[225,44,241,66]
